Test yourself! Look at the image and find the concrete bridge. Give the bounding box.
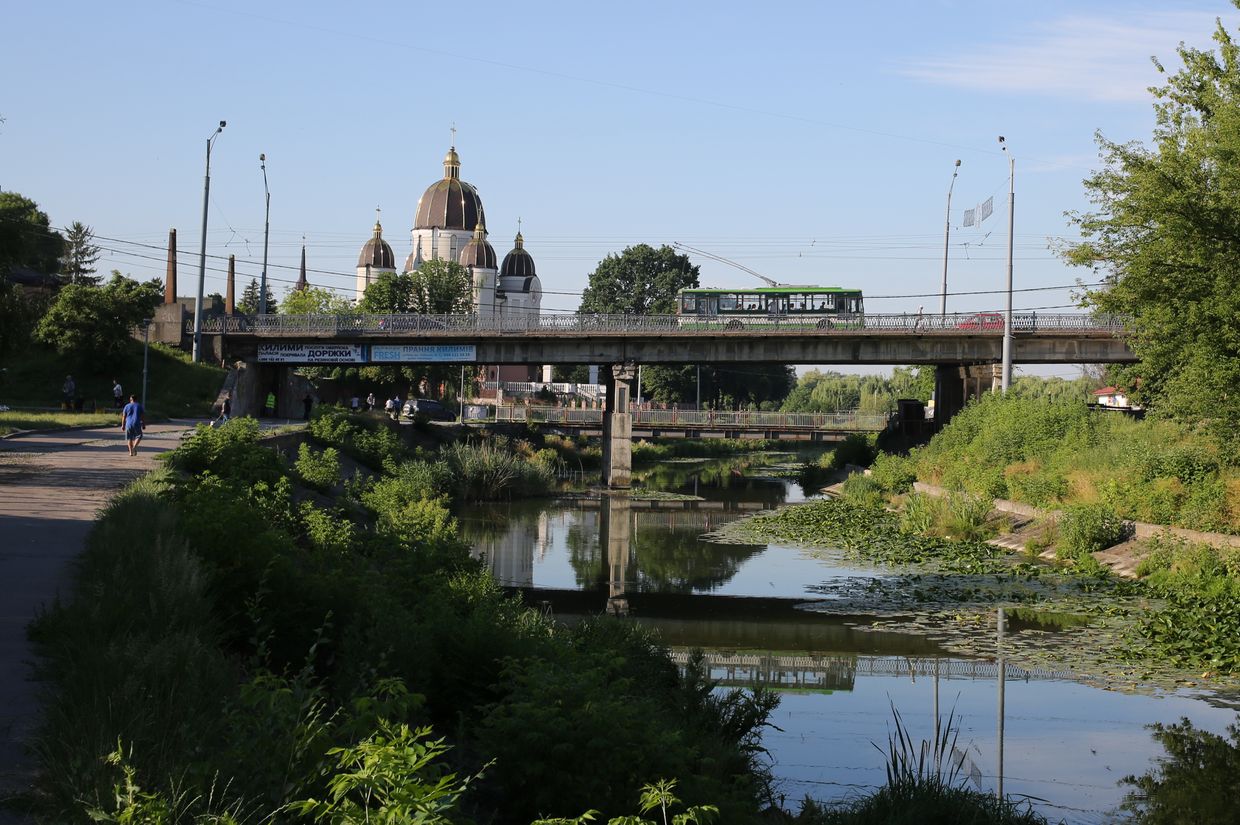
[199,311,1134,487]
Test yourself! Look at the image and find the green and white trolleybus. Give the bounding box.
[676,286,864,327]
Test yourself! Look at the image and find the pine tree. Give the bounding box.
[238,277,277,314]
[60,221,101,285]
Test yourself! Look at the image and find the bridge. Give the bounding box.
[480,405,890,441]
[200,311,1134,487]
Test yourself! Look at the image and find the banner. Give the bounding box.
[370,344,477,363]
[257,343,366,364]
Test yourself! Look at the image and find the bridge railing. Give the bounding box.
[223,311,1126,337]
[479,406,889,431]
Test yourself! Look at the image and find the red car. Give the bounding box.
[957,312,1005,330]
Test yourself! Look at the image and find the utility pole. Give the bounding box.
[940,159,961,318]
[999,137,1014,392]
[260,153,271,314]
[192,120,226,363]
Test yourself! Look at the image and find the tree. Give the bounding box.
[360,270,417,313]
[34,273,162,369]
[60,221,101,285]
[280,285,354,315]
[1063,10,1240,450]
[579,244,699,316]
[238,277,277,314]
[407,259,472,315]
[0,191,64,275]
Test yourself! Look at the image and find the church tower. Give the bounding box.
[459,219,498,320]
[355,209,396,302]
[408,142,485,270]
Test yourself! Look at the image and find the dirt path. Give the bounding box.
[0,421,201,823]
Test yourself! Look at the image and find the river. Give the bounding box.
[457,451,1240,823]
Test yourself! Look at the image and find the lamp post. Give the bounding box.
[141,318,153,410]
[999,137,1014,392]
[260,153,271,314]
[940,159,961,318]
[192,120,226,363]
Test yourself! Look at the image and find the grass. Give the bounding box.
[0,410,119,436]
[0,340,225,418]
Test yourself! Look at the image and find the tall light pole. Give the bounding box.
[999,137,1015,392]
[192,120,226,363]
[260,152,271,314]
[940,159,961,318]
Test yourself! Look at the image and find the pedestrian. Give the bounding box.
[391,394,402,420]
[112,379,123,409]
[120,394,145,456]
[212,392,232,427]
[366,392,376,412]
[303,393,313,421]
[350,394,361,412]
[265,390,277,417]
[914,305,925,332]
[384,396,395,417]
[62,375,76,409]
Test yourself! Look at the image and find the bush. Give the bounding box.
[870,452,916,494]
[443,440,554,500]
[295,443,342,491]
[1058,503,1126,559]
[831,433,878,470]
[838,473,885,509]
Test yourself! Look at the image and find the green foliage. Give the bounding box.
[279,285,355,316]
[579,244,699,316]
[830,433,878,469]
[632,438,775,461]
[61,221,102,286]
[1118,718,1240,824]
[782,367,932,414]
[868,453,916,495]
[408,258,474,314]
[1057,503,1126,559]
[897,492,994,543]
[308,409,408,469]
[442,438,555,500]
[295,443,342,492]
[236,278,277,314]
[291,721,483,825]
[1062,14,1240,451]
[0,190,64,274]
[34,273,162,370]
[167,419,284,484]
[838,474,886,510]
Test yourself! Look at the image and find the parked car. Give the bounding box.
[402,398,454,421]
[956,312,1005,330]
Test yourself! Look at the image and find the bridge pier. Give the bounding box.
[933,363,1001,427]
[600,495,632,615]
[601,363,636,488]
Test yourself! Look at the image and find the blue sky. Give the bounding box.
[2,1,1232,345]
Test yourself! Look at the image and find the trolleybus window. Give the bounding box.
[719,294,739,311]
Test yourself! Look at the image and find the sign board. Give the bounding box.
[370,344,477,363]
[257,343,366,364]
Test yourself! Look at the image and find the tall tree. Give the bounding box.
[237,278,277,314]
[0,191,64,275]
[279,285,353,315]
[34,272,162,369]
[60,221,102,285]
[579,244,699,315]
[360,271,417,313]
[406,259,472,315]
[1063,9,1240,450]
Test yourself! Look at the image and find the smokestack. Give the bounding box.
[164,228,177,303]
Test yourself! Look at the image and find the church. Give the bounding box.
[353,143,545,386]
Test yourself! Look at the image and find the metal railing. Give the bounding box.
[202,311,1124,337]
[483,405,889,431]
[481,381,607,398]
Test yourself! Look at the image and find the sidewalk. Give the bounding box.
[0,421,200,823]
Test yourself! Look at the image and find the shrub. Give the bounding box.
[870,452,916,494]
[838,473,885,509]
[899,492,936,534]
[295,443,342,491]
[442,440,554,500]
[1058,503,1126,560]
[831,433,878,470]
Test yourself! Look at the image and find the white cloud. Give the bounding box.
[902,11,1225,102]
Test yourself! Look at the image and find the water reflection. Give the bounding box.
[1118,718,1240,823]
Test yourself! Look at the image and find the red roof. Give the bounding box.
[1092,387,1119,396]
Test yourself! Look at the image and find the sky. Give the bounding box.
[2,0,1235,379]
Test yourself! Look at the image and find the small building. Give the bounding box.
[1091,386,1131,408]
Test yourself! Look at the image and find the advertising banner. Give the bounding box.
[370,344,477,363]
[257,343,367,364]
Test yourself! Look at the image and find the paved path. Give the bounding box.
[0,421,200,823]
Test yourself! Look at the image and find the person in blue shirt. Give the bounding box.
[120,394,145,456]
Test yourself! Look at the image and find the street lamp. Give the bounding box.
[141,318,153,409]
[260,152,271,314]
[998,136,1015,392]
[192,120,226,363]
[940,159,961,318]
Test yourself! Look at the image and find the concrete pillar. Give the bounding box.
[601,362,635,488]
[600,495,632,615]
[934,364,967,429]
[225,254,236,314]
[164,228,177,304]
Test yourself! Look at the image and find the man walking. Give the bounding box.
[112,379,123,409]
[120,394,145,456]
